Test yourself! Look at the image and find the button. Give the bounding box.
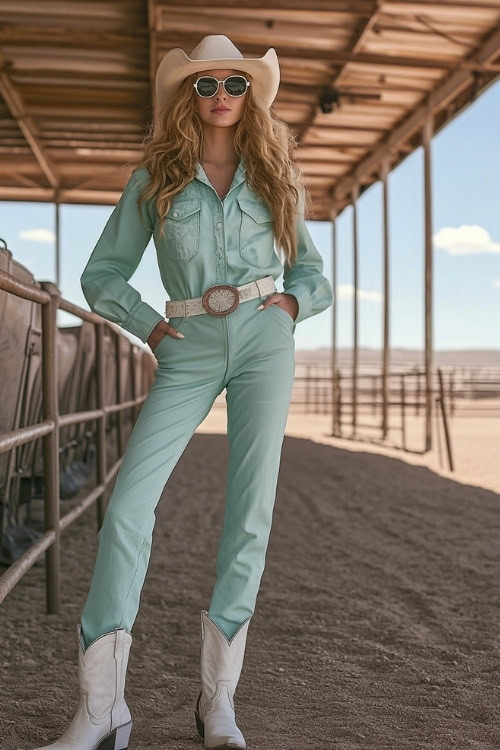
[216,221,222,229]
[173,211,178,217]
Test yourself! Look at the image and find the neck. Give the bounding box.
[200,123,239,167]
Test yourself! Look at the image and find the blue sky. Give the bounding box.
[2,79,499,352]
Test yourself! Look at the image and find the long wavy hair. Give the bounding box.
[131,69,311,267]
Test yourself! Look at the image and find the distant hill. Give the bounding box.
[296,347,500,368]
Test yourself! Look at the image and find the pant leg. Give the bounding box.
[80,317,224,647]
[207,301,296,640]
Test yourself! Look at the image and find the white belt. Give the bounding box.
[165,275,277,318]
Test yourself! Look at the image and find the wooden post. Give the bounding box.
[305,363,311,413]
[449,368,455,417]
[40,282,61,615]
[434,393,443,468]
[437,368,454,471]
[423,113,434,451]
[330,215,338,435]
[115,332,124,455]
[380,156,390,439]
[400,373,406,451]
[416,368,421,416]
[131,345,138,421]
[352,185,359,437]
[95,323,107,528]
[54,200,61,290]
[337,369,343,436]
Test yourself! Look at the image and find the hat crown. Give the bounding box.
[154,35,279,114]
[189,34,244,62]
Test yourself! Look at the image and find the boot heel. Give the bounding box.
[114,719,133,750]
[95,719,133,750]
[194,709,205,738]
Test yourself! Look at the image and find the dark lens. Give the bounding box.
[196,77,218,97]
[225,76,247,96]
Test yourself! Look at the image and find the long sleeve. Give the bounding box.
[283,203,334,325]
[80,167,164,343]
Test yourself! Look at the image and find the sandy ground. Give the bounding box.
[1,404,500,749]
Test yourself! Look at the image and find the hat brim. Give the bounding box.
[155,47,280,114]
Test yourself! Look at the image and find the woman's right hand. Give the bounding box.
[147,320,185,354]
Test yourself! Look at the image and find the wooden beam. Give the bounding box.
[296,0,382,144]
[148,0,158,115]
[385,0,500,8]
[332,24,500,202]
[157,0,376,12]
[0,51,59,189]
[159,0,500,11]
[157,31,500,71]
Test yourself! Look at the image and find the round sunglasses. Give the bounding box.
[193,75,250,99]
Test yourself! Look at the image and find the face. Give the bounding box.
[193,68,249,127]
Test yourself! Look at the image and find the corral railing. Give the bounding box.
[288,362,500,471]
[0,268,154,615]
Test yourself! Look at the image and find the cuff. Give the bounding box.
[125,302,165,343]
[283,285,312,326]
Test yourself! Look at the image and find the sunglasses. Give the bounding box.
[193,75,250,98]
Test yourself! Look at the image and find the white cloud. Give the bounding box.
[337,283,382,302]
[494,280,500,288]
[433,224,500,255]
[19,228,55,244]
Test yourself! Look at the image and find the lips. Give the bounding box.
[212,107,230,112]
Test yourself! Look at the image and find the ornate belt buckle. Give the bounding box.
[202,284,240,316]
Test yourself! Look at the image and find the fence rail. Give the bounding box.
[288,364,500,416]
[0,269,153,614]
[286,361,500,470]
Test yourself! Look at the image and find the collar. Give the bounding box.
[195,157,246,193]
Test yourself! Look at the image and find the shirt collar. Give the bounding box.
[195,157,246,193]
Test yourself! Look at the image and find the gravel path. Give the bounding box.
[1,432,500,749]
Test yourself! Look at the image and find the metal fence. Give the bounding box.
[0,268,154,615]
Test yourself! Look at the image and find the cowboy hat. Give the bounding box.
[154,34,280,115]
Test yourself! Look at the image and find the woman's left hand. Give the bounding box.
[257,293,298,321]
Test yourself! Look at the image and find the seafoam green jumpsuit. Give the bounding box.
[79,159,333,646]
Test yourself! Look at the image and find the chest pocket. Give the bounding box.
[237,197,275,269]
[165,198,201,262]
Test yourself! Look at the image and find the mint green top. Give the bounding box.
[80,159,333,343]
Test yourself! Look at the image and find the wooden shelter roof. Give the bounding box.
[0,1,499,220]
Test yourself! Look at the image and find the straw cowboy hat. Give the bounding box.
[154,34,280,115]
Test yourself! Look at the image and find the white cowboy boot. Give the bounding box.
[194,609,251,750]
[34,623,133,750]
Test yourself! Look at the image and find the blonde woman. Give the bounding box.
[34,35,333,750]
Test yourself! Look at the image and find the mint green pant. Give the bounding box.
[80,295,295,646]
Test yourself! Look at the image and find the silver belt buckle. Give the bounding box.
[202,284,240,317]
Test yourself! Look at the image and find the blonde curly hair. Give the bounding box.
[131,69,312,268]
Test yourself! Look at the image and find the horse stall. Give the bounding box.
[0,245,155,566]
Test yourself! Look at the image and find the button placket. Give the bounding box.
[215,210,225,282]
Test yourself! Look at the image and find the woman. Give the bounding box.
[34,35,333,750]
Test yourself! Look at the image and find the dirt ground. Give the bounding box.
[1,430,500,749]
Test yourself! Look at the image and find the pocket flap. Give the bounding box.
[237,197,273,223]
[167,199,201,221]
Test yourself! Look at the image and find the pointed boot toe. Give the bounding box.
[32,623,133,750]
